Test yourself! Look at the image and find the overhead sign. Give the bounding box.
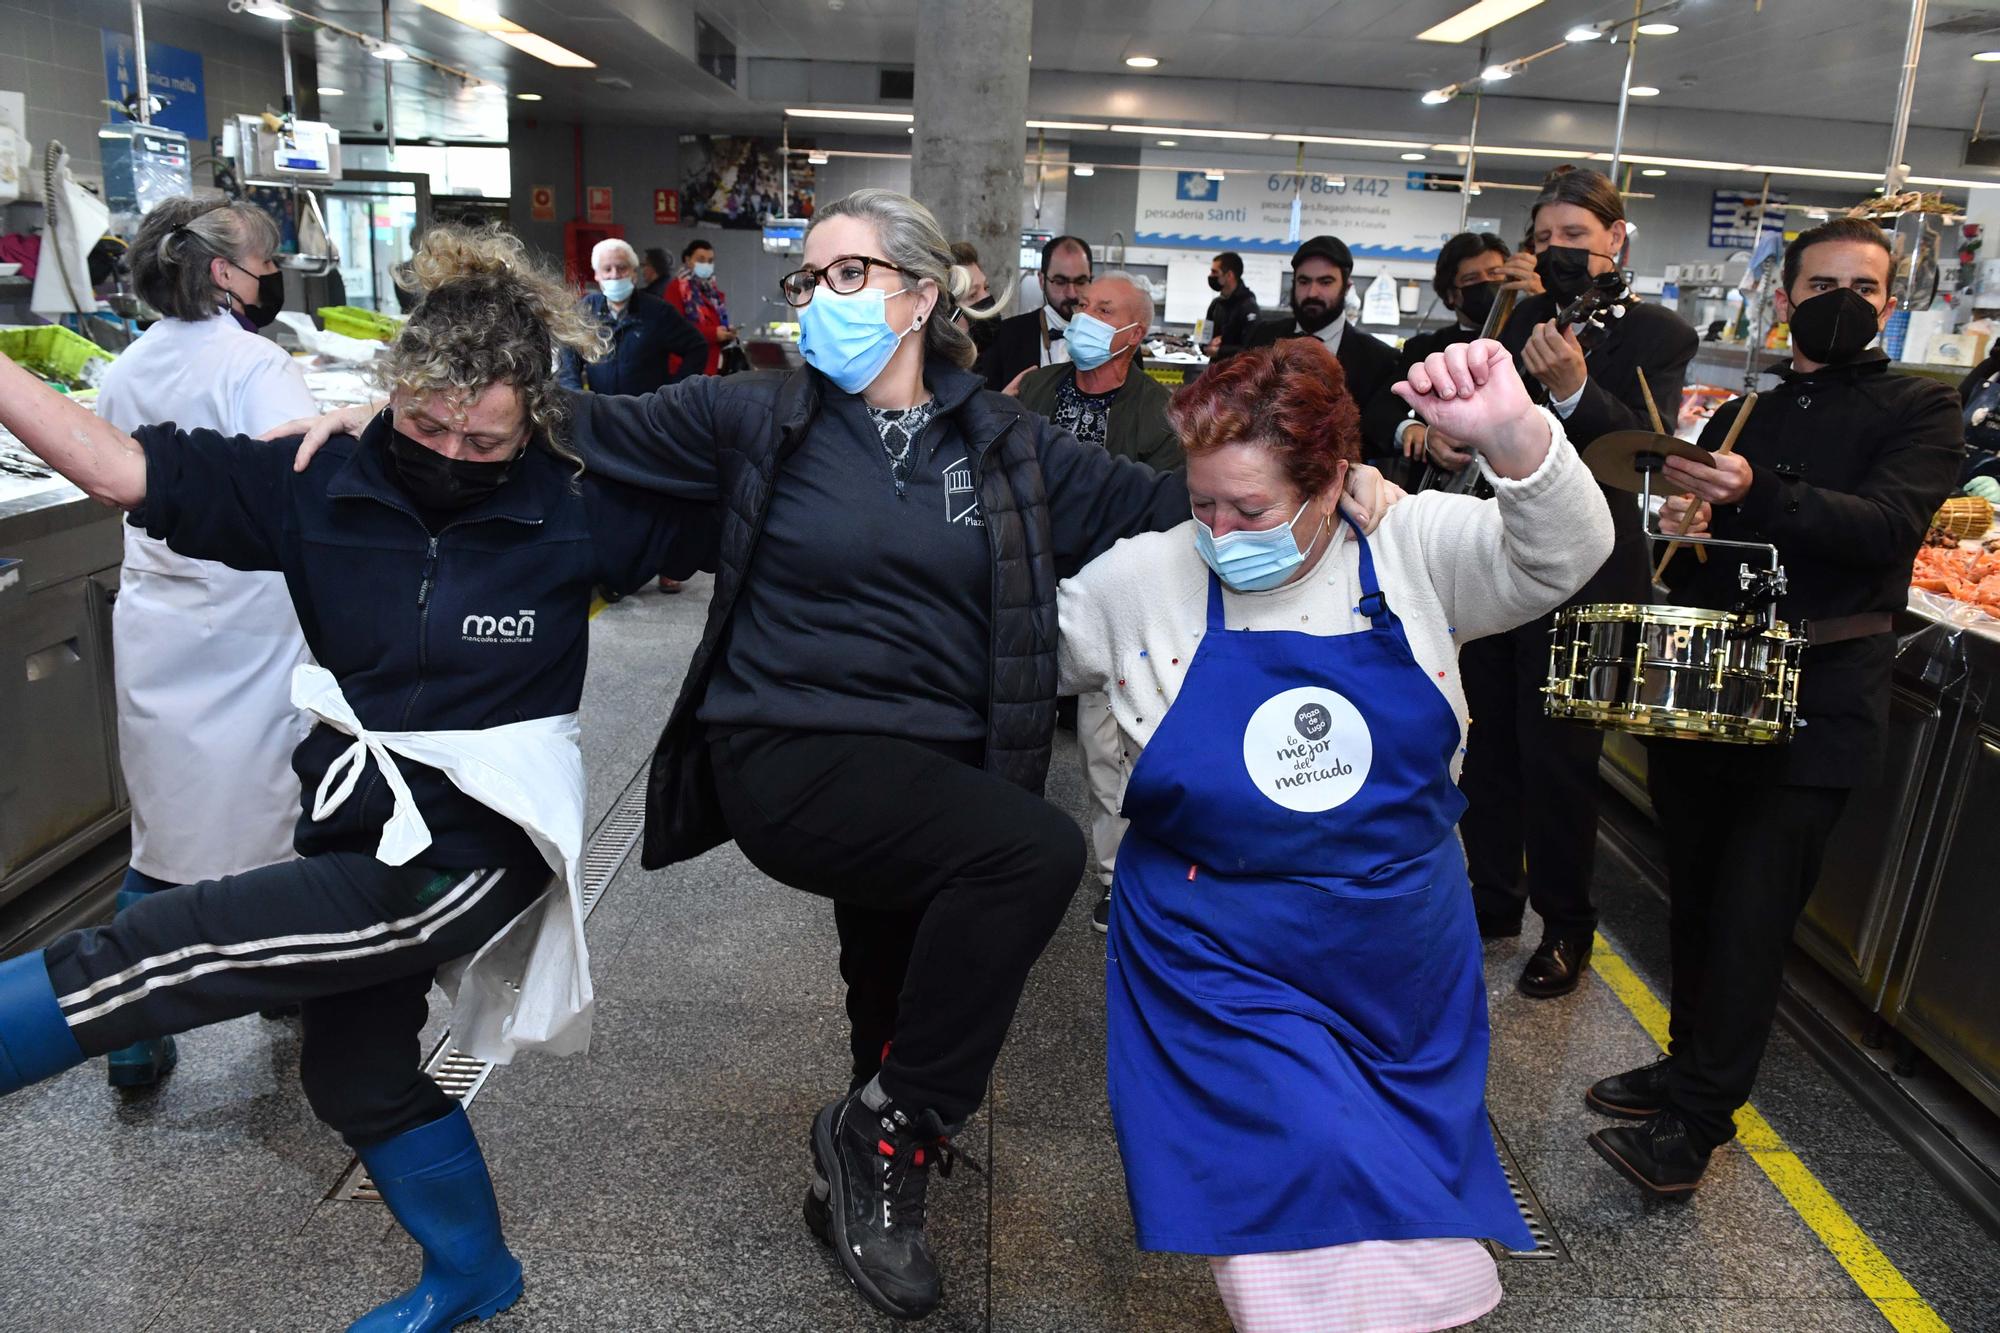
[586,185,613,224]
[102,30,207,143]
[1710,189,1788,251]
[529,184,555,222]
[654,188,680,224]
[1137,150,1464,262]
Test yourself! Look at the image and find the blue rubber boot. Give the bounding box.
[0,950,87,1096]
[350,1106,524,1333]
[105,876,178,1088]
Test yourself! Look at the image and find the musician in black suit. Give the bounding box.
[1381,231,1512,480]
[1451,167,1698,999]
[1244,235,1403,460]
[977,234,1093,392]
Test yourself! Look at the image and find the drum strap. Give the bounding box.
[1804,612,1893,647]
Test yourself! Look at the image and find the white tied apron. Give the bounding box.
[290,663,591,1064]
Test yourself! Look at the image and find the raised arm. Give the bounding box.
[0,352,147,508]
[563,375,728,500]
[1392,340,1615,639]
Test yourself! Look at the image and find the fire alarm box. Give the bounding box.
[563,220,624,288]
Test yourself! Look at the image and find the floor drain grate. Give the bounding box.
[330,768,650,1203]
[1487,1114,1568,1261]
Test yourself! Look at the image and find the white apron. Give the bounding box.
[290,664,592,1064]
[99,314,319,884]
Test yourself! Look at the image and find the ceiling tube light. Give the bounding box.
[317,85,345,96]
[1977,51,2000,62]
[1204,169,1226,180]
[369,40,410,60]
[808,152,829,165]
[516,92,543,101]
[1157,139,1178,146]
[1401,152,1427,161]
[492,31,595,66]
[1564,25,1604,41]
[243,0,292,17]
[1277,134,1433,150]
[1641,167,1667,177]
[1636,22,1679,35]
[1109,124,1273,140]
[1422,85,1458,105]
[1073,165,1095,177]
[1026,119,1110,131]
[1481,64,1514,81]
[1627,85,1660,96]
[1124,55,1160,68]
[786,108,915,123]
[1417,0,1545,44]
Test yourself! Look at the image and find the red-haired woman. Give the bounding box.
[1059,337,1613,1332]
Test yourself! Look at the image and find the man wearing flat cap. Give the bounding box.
[1245,234,1404,461]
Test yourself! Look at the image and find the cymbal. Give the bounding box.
[1585,430,1711,493]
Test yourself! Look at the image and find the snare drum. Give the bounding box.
[1543,603,1803,743]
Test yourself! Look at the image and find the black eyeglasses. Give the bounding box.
[779,255,907,307]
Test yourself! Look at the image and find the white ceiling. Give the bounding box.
[147,0,2000,154]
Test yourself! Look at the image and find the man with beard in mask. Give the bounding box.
[1245,235,1402,458]
[980,234,1093,391]
[1444,167,1697,1004]
[1585,217,1961,1197]
[1377,231,1512,484]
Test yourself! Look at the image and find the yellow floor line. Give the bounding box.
[588,594,609,620]
[1588,932,1952,1333]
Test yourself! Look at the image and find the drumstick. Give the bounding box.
[1636,368,1666,434]
[1654,393,1759,581]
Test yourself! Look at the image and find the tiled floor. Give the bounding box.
[1,579,1996,1331]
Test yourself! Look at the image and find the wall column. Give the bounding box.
[911,0,1031,304]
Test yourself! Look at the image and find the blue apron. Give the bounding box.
[1106,527,1534,1256]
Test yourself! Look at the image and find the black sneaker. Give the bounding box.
[1586,1056,1672,1120]
[1091,888,1111,934]
[809,1089,969,1321]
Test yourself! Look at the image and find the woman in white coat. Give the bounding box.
[94,197,317,1087]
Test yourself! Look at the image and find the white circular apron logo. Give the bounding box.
[1242,686,1372,812]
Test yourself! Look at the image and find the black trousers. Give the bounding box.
[708,727,1085,1125]
[1458,615,1606,939]
[1648,743,1849,1149]
[41,852,540,1146]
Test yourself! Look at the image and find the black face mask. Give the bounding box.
[229,261,286,329]
[1536,246,1598,303]
[1293,294,1339,334]
[1456,281,1502,328]
[1786,287,1881,365]
[385,428,519,511]
[1208,274,1223,292]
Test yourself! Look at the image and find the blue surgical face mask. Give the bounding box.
[600,276,635,303]
[693,261,716,281]
[1194,502,1322,592]
[1064,311,1139,372]
[799,286,920,394]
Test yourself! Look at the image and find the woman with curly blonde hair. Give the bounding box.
[0,224,713,1332]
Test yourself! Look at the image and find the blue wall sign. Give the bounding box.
[102,30,208,143]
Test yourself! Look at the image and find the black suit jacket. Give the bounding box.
[976,309,1061,392]
[1501,295,1700,605]
[1244,316,1405,459]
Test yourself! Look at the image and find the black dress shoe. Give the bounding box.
[1518,933,1592,999]
[1589,1109,1712,1199]
[1586,1056,1671,1119]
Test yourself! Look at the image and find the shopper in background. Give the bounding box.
[1591,217,1961,1197]
[1452,166,1698,1000]
[1386,232,1513,482]
[640,246,673,300]
[1060,335,1610,1332]
[664,236,737,376]
[559,237,708,398]
[978,233,1093,390]
[1015,272,1182,933]
[93,196,318,1090]
[1201,250,1259,361]
[1245,234,1402,459]
[948,240,1001,350]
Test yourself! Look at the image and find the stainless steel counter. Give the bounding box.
[1600,598,2000,1119]
[0,478,127,914]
